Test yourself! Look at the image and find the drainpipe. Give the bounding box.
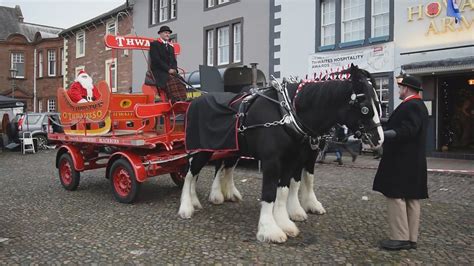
[33,48,37,112]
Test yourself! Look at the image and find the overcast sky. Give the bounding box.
[0,0,126,29]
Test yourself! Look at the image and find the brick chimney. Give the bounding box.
[15,5,24,22]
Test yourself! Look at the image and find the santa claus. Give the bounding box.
[67,70,101,103]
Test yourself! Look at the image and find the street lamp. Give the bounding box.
[9,68,18,99]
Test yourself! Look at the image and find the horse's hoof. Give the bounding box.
[257,225,288,243]
[178,208,194,219]
[209,193,224,205]
[305,203,326,215]
[282,223,300,238]
[289,211,308,222]
[192,200,202,209]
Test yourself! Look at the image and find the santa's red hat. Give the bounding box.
[77,70,87,76]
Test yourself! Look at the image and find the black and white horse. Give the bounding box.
[178,65,384,243]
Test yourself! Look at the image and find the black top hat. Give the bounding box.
[398,75,423,91]
[158,26,172,34]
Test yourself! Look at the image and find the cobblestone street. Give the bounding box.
[0,150,472,264]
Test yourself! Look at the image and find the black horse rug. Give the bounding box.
[185,92,246,152]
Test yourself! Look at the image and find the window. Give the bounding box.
[375,77,390,117]
[105,58,117,92]
[48,99,56,112]
[171,0,177,19]
[321,0,336,46]
[151,0,177,24]
[75,66,85,77]
[38,100,43,113]
[48,50,56,76]
[206,0,236,9]
[106,19,117,50]
[11,52,25,78]
[76,30,85,58]
[233,23,241,63]
[38,51,43,78]
[60,48,64,75]
[342,0,365,42]
[372,0,389,38]
[205,19,242,67]
[217,26,230,65]
[206,30,214,66]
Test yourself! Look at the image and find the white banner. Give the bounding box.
[308,42,395,78]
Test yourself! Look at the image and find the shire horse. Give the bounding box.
[179,65,384,243]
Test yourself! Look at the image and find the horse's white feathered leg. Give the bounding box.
[178,170,195,218]
[287,179,308,221]
[256,202,287,243]
[209,164,225,204]
[222,162,242,202]
[274,187,299,237]
[300,170,326,214]
[190,175,202,209]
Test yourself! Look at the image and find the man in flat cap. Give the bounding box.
[373,75,429,251]
[149,25,186,102]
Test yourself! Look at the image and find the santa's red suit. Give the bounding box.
[67,70,101,103]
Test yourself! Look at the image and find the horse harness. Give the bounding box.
[235,78,320,150]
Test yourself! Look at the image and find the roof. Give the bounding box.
[0,95,26,109]
[0,5,62,42]
[60,3,130,36]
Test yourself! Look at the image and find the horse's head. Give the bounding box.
[341,64,384,149]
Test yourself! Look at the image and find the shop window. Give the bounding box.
[375,76,390,117]
[105,58,118,92]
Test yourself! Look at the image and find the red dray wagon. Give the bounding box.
[48,34,231,203]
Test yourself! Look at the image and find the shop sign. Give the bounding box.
[308,43,394,77]
[407,0,474,35]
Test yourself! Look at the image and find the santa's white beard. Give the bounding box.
[76,75,94,101]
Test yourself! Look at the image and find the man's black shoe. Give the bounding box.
[379,239,412,250]
[409,241,417,249]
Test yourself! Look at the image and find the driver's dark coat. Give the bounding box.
[373,98,429,199]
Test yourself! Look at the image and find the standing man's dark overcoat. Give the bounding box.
[373,98,429,199]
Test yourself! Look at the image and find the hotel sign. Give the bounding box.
[407,0,474,35]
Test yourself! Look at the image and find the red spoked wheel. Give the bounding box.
[109,158,141,203]
[170,165,188,188]
[58,153,80,191]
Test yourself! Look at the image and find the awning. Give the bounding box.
[402,56,474,75]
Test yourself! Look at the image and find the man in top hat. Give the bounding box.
[373,75,429,251]
[67,70,101,103]
[149,25,187,102]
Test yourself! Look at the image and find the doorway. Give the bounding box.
[437,74,474,154]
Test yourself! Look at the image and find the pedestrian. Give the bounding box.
[333,124,358,165]
[373,75,429,251]
[149,25,187,103]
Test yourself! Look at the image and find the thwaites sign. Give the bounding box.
[308,42,395,78]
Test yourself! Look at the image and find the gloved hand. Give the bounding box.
[383,130,396,139]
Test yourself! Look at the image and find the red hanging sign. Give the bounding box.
[104,34,181,55]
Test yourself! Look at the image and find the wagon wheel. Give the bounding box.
[170,165,188,188]
[109,158,141,203]
[58,153,80,191]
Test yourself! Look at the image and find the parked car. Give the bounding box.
[6,112,62,149]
